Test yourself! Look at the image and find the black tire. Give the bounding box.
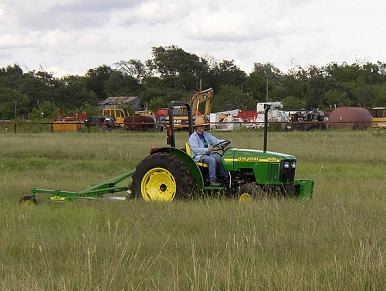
[19,195,38,206]
[131,152,195,201]
[238,183,265,199]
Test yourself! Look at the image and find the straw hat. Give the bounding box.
[194,115,209,127]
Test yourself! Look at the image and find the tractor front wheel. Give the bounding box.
[131,152,194,201]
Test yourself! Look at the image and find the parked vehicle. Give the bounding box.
[124,111,156,130]
[102,107,129,128]
[252,102,288,130]
[84,115,115,131]
[371,107,386,128]
[286,109,328,131]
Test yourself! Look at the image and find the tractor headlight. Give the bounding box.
[291,162,296,168]
[284,162,290,168]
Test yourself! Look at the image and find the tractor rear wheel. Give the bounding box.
[131,152,194,201]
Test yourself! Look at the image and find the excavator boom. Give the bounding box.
[190,88,214,116]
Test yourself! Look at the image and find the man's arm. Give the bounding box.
[205,132,223,146]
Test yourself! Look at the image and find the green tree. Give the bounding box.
[208,59,247,92]
[29,101,58,120]
[212,85,255,112]
[304,65,335,107]
[21,70,60,108]
[323,89,352,107]
[140,76,167,104]
[373,83,386,106]
[58,75,96,110]
[105,71,140,96]
[149,45,209,90]
[148,96,167,111]
[85,65,113,100]
[0,87,29,119]
[115,59,148,82]
[80,101,100,116]
[281,96,306,109]
[1,65,24,89]
[245,63,282,101]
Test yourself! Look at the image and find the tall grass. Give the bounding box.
[0,131,385,290]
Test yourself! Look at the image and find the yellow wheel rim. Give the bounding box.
[239,193,253,203]
[141,167,177,202]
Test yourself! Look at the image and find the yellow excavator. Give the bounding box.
[165,88,214,129]
[190,88,214,117]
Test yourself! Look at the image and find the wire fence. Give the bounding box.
[0,120,384,134]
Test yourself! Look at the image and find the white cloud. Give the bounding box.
[0,0,386,75]
[184,8,292,42]
[111,0,183,26]
[0,33,40,50]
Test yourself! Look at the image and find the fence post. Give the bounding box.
[14,122,17,134]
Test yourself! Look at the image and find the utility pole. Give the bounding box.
[266,75,269,102]
[14,101,17,120]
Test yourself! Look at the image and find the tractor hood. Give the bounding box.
[222,148,296,172]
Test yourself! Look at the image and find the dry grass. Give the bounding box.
[0,130,385,290]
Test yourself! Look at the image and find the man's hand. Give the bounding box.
[208,146,213,152]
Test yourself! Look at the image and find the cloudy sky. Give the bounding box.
[0,0,385,76]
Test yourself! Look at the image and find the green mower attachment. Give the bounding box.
[20,169,135,204]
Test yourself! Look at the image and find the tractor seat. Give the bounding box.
[185,143,208,168]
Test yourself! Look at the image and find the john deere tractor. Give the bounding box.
[130,101,314,201]
[22,101,313,204]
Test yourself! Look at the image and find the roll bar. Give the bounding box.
[263,104,271,153]
[167,101,193,148]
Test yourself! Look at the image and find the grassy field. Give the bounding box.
[0,130,385,290]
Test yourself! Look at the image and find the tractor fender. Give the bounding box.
[149,147,205,190]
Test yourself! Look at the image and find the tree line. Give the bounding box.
[1,45,386,120]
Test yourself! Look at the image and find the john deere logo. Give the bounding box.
[237,157,260,162]
[224,157,280,163]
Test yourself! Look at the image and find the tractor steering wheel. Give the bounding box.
[211,140,231,155]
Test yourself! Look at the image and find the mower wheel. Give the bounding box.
[238,183,264,200]
[131,152,195,201]
[19,195,38,206]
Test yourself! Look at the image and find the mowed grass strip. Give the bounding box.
[0,131,385,290]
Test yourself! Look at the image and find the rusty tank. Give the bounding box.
[328,107,372,130]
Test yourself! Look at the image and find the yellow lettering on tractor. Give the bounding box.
[223,157,280,163]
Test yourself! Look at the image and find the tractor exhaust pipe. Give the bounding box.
[263,104,270,153]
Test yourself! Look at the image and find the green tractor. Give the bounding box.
[21,101,313,204]
[130,101,314,201]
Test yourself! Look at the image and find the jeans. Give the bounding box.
[201,153,228,181]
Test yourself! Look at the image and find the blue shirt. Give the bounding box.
[188,130,222,161]
[197,132,208,148]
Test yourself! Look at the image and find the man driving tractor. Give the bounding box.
[189,116,228,186]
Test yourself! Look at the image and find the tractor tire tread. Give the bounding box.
[131,152,194,200]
